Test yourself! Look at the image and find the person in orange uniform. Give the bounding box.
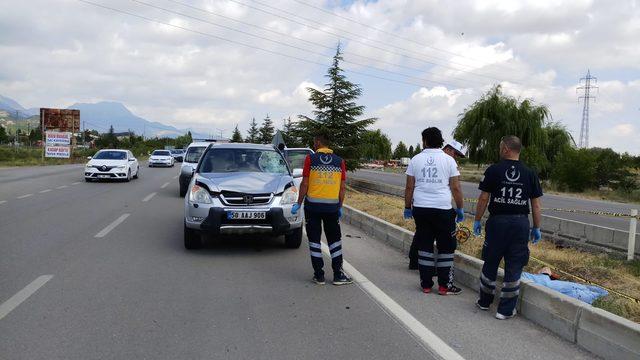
[291,133,352,286]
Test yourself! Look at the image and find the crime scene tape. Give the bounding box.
[462,198,640,220]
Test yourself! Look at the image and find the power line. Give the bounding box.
[291,0,510,69]
[131,0,475,89]
[219,0,518,84]
[162,0,487,87]
[77,0,475,89]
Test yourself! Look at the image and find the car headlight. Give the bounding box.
[280,186,299,205]
[114,165,126,169]
[189,184,212,204]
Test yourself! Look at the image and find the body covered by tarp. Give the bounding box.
[521,273,608,304]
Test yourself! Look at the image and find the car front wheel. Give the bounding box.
[125,169,131,182]
[284,227,303,248]
[179,183,188,197]
[184,222,202,249]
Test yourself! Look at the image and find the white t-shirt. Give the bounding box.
[406,148,460,209]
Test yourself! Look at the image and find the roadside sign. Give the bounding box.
[45,131,72,145]
[45,146,70,158]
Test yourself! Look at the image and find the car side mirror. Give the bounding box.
[87,156,92,160]
[292,168,303,178]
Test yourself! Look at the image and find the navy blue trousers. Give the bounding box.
[478,215,530,316]
[413,207,457,288]
[304,208,343,279]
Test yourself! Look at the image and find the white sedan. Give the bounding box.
[84,149,139,182]
[149,150,175,167]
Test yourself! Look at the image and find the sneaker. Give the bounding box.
[495,310,517,320]
[475,301,489,311]
[333,272,353,286]
[312,275,325,285]
[438,285,462,295]
[422,287,432,294]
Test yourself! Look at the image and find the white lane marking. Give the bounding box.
[173,175,179,179]
[39,189,52,193]
[71,181,81,185]
[56,185,68,189]
[0,200,6,205]
[142,192,157,202]
[94,213,130,238]
[160,182,170,189]
[17,194,33,199]
[321,244,464,360]
[0,275,53,321]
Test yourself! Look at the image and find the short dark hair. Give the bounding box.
[314,132,330,146]
[501,135,522,153]
[422,127,444,148]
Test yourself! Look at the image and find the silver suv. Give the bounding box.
[183,143,303,249]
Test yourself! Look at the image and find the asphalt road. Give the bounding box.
[0,164,595,359]
[353,169,636,231]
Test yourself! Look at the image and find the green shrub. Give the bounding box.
[552,148,597,191]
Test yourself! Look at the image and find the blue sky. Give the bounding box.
[1,0,638,153]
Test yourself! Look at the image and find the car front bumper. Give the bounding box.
[149,159,173,166]
[84,168,129,179]
[185,203,303,236]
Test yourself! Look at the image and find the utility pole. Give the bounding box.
[577,70,598,148]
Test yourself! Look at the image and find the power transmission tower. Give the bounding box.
[577,70,598,148]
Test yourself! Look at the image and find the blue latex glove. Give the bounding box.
[455,208,465,223]
[403,208,413,219]
[473,220,482,236]
[338,207,343,219]
[291,203,301,215]
[531,227,542,244]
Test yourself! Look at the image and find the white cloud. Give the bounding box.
[0,0,638,152]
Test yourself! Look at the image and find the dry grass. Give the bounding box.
[344,188,640,323]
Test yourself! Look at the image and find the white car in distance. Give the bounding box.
[149,149,175,167]
[84,149,139,182]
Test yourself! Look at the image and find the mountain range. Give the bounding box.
[0,94,210,139]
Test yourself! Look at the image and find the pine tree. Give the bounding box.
[258,115,275,144]
[294,44,376,170]
[393,141,409,159]
[408,145,414,156]
[281,117,301,147]
[414,143,422,156]
[246,118,259,143]
[231,125,243,143]
[0,125,8,144]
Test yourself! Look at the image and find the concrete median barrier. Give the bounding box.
[342,204,640,360]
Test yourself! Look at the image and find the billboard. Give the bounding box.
[40,108,80,133]
[45,146,71,158]
[45,131,71,145]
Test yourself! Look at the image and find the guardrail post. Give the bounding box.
[628,209,638,261]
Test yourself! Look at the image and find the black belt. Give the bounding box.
[488,214,528,218]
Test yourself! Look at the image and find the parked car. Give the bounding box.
[183,143,303,249]
[179,142,210,197]
[149,150,175,167]
[170,149,184,162]
[84,149,139,182]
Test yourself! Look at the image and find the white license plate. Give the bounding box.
[227,211,266,220]
[98,175,111,178]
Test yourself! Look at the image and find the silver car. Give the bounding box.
[183,143,303,249]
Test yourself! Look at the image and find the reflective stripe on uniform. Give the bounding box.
[331,250,343,258]
[500,290,520,298]
[480,282,496,295]
[436,261,454,267]
[502,280,520,289]
[418,259,436,266]
[481,273,496,286]
[329,241,342,250]
[418,251,435,258]
[310,251,323,258]
[309,242,322,249]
